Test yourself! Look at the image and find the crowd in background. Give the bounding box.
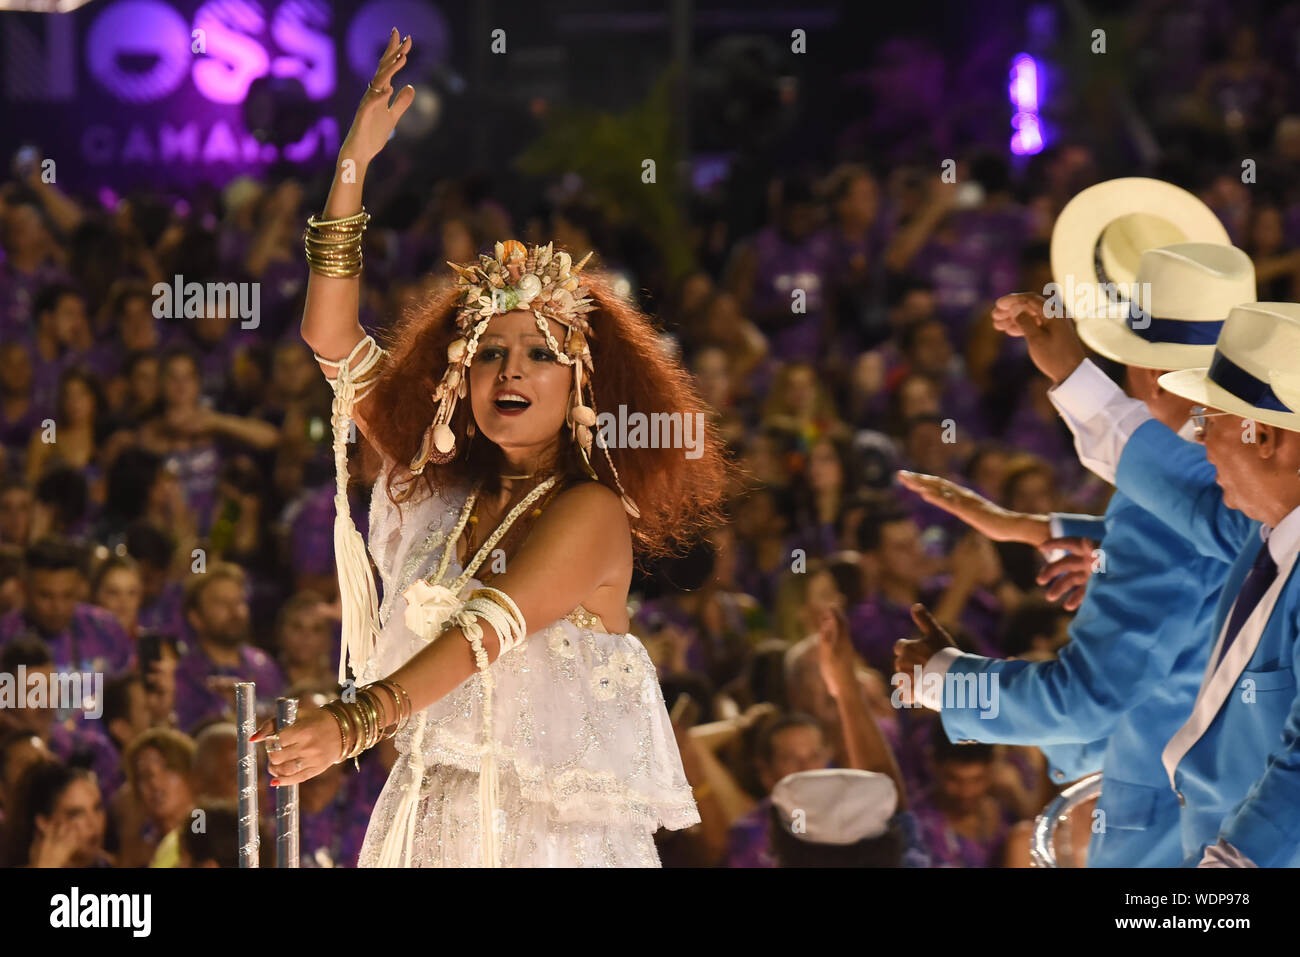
[5,9,1300,867]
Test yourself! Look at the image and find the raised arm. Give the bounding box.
[300,29,415,438]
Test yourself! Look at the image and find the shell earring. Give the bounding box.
[466,419,476,438]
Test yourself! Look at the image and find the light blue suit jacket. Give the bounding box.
[1116,419,1300,866]
[940,488,1228,866]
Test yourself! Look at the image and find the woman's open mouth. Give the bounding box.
[492,392,532,416]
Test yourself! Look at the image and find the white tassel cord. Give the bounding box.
[312,335,387,685]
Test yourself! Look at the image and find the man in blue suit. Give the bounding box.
[987,298,1300,867]
[894,244,1253,866]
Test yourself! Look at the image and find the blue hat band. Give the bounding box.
[1206,352,1294,413]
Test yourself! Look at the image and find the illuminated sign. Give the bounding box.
[2,0,449,183]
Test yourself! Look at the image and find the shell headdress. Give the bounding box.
[411,239,640,519]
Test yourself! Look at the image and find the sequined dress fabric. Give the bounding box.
[356,470,699,867]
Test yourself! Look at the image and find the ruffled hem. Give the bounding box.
[359,760,673,867]
[382,746,701,833]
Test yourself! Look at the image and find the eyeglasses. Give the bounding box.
[1190,405,1233,441]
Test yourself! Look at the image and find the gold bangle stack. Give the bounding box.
[322,678,413,763]
[304,208,371,278]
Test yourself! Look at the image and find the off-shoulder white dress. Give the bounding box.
[355,469,699,867]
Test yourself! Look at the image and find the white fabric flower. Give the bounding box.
[546,624,577,659]
[402,580,463,641]
[608,651,643,689]
[591,664,618,701]
[592,651,642,701]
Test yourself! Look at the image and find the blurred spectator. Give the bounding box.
[913,732,1016,868]
[125,521,186,643]
[0,537,132,676]
[172,562,283,733]
[274,591,334,689]
[727,175,836,361]
[725,712,831,867]
[176,799,271,868]
[3,761,109,868]
[0,638,122,796]
[118,727,195,868]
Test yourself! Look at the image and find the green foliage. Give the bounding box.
[515,71,695,282]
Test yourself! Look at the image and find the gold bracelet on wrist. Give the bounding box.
[354,696,375,754]
[376,679,411,724]
[341,701,366,759]
[322,702,350,760]
[307,208,370,230]
[323,701,352,758]
[367,680,407,734]
[357,689,382,748]
[304,208,369,278]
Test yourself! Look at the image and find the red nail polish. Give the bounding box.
[270,778,280,786]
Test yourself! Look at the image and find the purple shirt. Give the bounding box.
[0,260,69,341]
[725,796,777,868]
[173,640,284,734]
[849,586,999,673]
[908,207,1026,346]
[748,227,836,360]
[137,580,187,643]
[164,441,223,536]
[912,797,1012,868]
[0,397,40,465]
[0,604,134,677]
[49,718,124,800]
[289,483,340,577]
[299,763,379,867]
[850,593,926,674]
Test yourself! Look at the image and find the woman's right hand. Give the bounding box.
[340,29,416,169]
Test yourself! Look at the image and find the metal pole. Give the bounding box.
[235,682,259,868]
[275,697,300,868]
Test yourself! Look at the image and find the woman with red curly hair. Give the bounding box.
[253,30,735,867]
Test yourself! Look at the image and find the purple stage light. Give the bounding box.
[1009,54,1044,156]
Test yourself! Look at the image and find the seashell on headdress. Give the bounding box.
[411,239,640,519]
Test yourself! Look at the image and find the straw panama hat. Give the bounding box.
[1158,303,1300,432]
[1075,243,1256,370]
[1269,366,1300,419]
[1050,177,1230,321]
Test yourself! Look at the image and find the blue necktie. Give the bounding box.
[1217,542,1279,667]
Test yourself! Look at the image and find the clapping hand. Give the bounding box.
[892,604,957,704]
[991,292,1088,386]
[1037,536,1099,611]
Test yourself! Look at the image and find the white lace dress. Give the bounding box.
[354,469,700,867]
